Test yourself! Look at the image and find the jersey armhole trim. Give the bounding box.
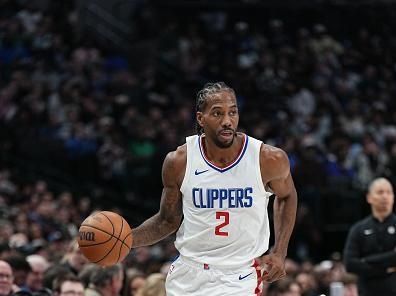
[180,137,192,193]
[255,141,269,198]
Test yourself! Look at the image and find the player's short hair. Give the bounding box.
[195,82,235,135]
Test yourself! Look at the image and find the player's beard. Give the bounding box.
[214,130,236,148]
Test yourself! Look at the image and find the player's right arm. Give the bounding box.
[131,147,185,248]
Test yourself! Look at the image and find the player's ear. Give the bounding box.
[196,111,204,128]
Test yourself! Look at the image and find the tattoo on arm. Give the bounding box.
[132,152,183,247]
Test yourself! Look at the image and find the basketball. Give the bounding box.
[77,211,133,266]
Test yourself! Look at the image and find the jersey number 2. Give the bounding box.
[215,211,229,236]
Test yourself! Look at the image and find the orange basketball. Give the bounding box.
[77,211,133,266]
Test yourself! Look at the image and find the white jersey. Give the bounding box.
[175,133,272,267]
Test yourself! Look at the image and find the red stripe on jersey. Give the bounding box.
[252,259,262,295]
[199,133,247,171]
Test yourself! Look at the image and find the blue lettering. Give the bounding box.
[192,187,254,208]
[244,187,253,207]
[210,189,219,208]
[200,189,207,208]
[192,188,200,208]
[219,189,227,208]
[206,189,211,208]
[236,189,244,207]
[225,189,235,208]
[227,188,238,208]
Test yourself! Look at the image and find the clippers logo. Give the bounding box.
[79,231,95,241]
[192,187,253,208]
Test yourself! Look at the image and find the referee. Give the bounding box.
[343,177,396,296]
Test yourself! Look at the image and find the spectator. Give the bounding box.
[45,239,88,282]
[124,270,145,296]
[295,272,318,296]
[0,244,12,261]
[135,273,165,296]
[25,255,50,292]
[0,260,15,296]
[267,276,302,296]
[0,221,14,245]
[52,274,84,296]
[85,264,123,296]
[5,256,31,289]
[77,264,98,289]
[340,273,358,296]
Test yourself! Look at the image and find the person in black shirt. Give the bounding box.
[344,177,396,296]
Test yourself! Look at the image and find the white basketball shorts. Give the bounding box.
[165,255,262,296]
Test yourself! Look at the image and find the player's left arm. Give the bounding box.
[260,145,298,283]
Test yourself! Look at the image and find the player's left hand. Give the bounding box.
[260,252,286,283]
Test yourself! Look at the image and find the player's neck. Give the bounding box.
[202,133,244,168]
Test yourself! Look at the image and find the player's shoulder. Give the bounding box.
[170,143,187,159]
[259,143,289,166]
[164,144,187,170]
[162,144,187,185]
[258,143,290,181]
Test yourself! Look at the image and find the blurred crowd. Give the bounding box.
[0,239,360,296]
[0,0,396,295]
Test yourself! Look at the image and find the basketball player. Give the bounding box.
[131,82,298,295]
